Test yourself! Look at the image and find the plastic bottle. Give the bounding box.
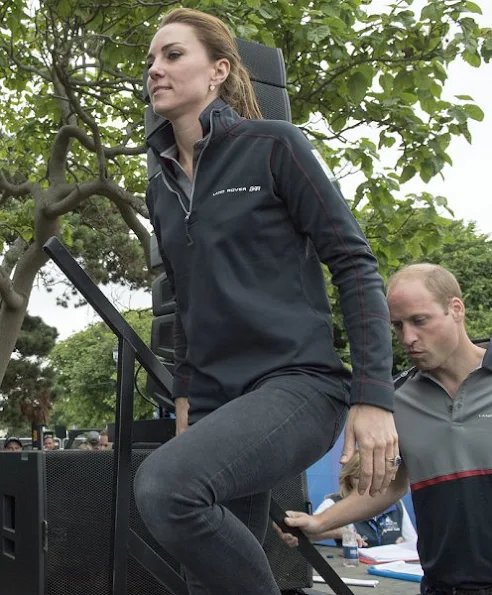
[342,523,359,567]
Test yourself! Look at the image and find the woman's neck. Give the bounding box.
[172,118,203,180]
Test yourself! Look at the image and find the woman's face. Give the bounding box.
[350,476,360,491]
[147,23,219,121]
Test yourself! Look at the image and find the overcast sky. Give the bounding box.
[28,1,492,340]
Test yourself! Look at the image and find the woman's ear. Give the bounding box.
[212,58,230,86]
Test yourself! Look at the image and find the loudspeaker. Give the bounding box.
[0,453,46,595]
[0,451,311,594]
[45,450,178,595]
[264,472,313,591]
[152,271,175,316]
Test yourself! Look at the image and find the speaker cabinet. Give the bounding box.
[44,450,178,595]
[0,450,311,594]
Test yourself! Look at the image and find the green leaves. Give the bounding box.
[463,103,485,121]
[348,71,369,105]
[49,310,155,427]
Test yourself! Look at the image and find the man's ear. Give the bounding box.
[450,297,465,322]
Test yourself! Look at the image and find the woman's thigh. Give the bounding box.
[136,374,347,505]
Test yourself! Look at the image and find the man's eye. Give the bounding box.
[414,318,426,326]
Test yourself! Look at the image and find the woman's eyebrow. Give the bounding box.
[147,42,184,60]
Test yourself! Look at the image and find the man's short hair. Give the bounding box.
[86,431,100,446]
[4,437,23,449]
[387,263,462,311]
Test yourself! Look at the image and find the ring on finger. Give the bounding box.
[385,455,402,467]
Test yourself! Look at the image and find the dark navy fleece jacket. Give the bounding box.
[146,99,394,422]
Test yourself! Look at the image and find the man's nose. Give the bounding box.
[402,324,418,346]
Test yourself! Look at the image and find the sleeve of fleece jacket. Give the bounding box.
[146,189,190,399]
[270,123,394,411]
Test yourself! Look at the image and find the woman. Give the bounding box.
[134,8,398,595]
[315,451,417,547]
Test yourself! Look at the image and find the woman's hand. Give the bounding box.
[175,397,189,435]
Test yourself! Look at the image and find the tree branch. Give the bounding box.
[1,237,27,276]
[0,265,24,310]
[113,201,152,269]
[0,171,35,196]
[0,41,51,82]
[52,125,145,166]
[43,180,107,218]
[53,63,107,179]
[102,179,148,218]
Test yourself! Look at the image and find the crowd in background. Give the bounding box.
[1,429,112,452]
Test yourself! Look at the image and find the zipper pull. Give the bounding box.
[184,213,194,246]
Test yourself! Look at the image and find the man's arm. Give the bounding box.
[277,464,409,547]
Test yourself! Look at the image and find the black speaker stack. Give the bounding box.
[0,450,312,595]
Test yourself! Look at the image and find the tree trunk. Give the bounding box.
[0,218,59,387]
[0,299,29,388]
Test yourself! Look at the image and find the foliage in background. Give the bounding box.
[49,309,154,427]
[354,219,492,373]
[0,314,58,435]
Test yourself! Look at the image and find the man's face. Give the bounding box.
[5,441,22,451]
[43,437,54,450]
[98,435,110,450]
[388,278,461,371]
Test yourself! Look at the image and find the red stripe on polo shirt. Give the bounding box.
[411,468,492,492]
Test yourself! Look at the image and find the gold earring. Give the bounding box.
[209,84,216,91]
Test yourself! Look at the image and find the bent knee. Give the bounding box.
[134,453,201,527]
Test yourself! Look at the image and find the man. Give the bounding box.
[97,429,111,450]
[86,431,100,449]
[43,434,55,450]
[3,437,23,451]
[281,264,492,594]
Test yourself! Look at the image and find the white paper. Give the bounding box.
[371,560,424,577]
[359,541,419,562]
[313,575,379,587]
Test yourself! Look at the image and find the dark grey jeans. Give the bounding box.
[134,373,347,595]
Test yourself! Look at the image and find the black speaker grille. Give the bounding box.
[252,81,291,122]
[45,450,177,595]
[236,38,287,88]
[44,451,310,593]
[264,473,312,591]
